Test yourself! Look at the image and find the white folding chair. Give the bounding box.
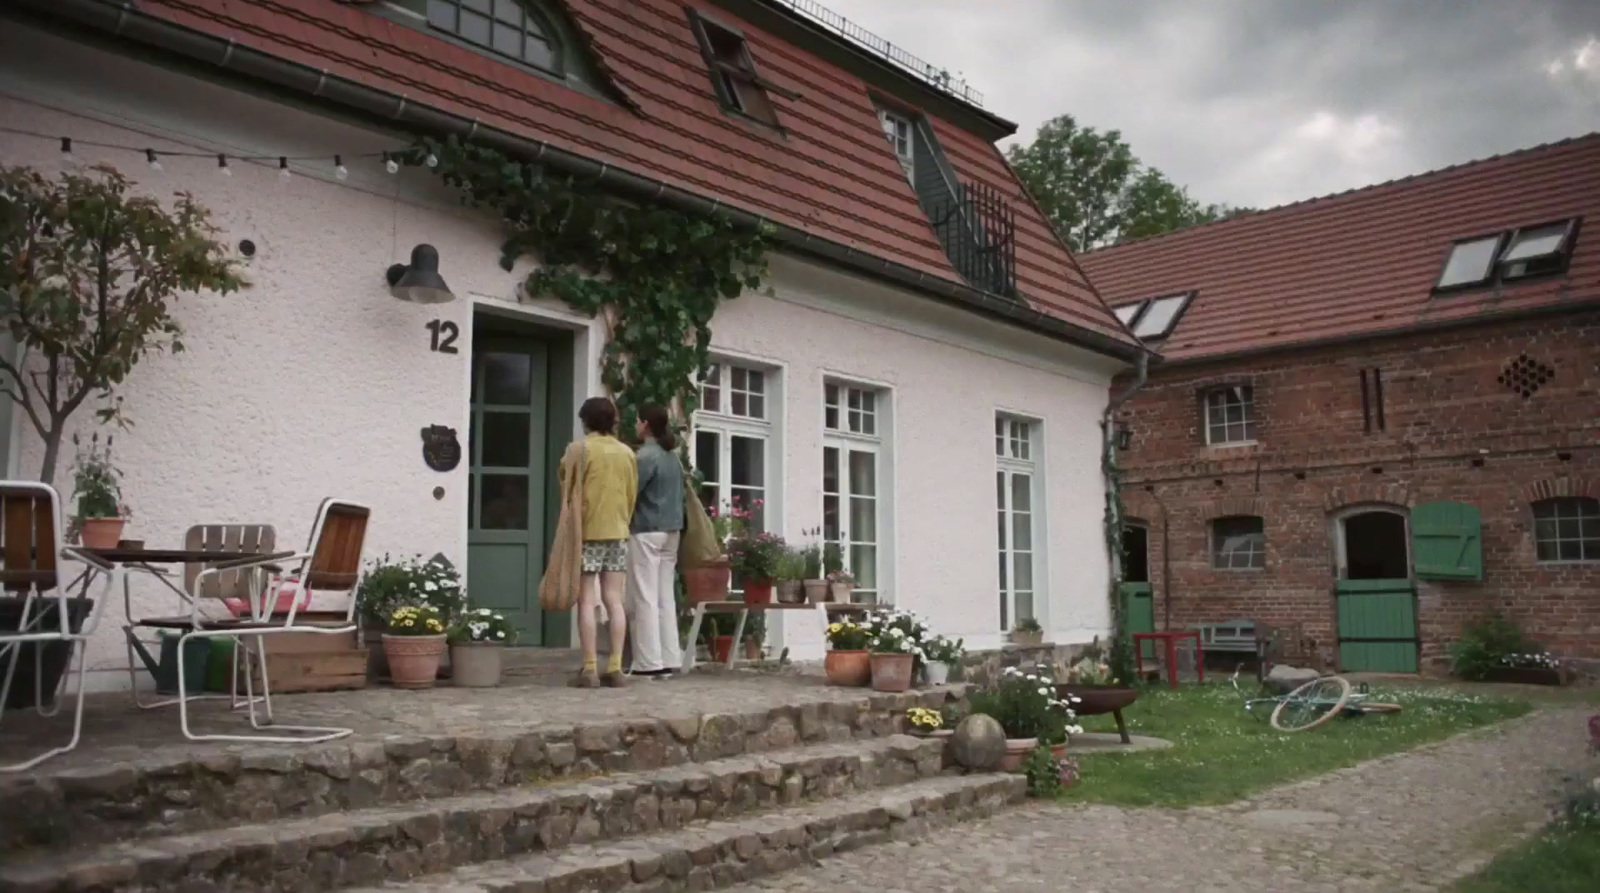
[0,481,117,772]
[129,499,370,743]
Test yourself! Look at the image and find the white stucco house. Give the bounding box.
[0,0,1142,690]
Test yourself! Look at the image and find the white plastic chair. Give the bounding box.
[0,481,118,772]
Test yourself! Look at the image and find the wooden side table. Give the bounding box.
[1133,631,1204,689]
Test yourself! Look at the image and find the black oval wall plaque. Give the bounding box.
[421,425,461,472]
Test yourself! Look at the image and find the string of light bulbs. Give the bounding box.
[0,125,439,181]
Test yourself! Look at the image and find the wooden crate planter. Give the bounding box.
[1481,665,1564,686]
[245,612,368,693]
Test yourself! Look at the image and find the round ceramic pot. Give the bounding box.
[910,728,955,739]
[775,579,804,604]
[924,661,952,686]
[383,634,447,689]
[829,582,853,603]
[1050,740,1069,761]
[449,642,503,688]
[742,579,774,605]
[79,517,125,550]
[997,737,1039,773]
[683,560,732,604]
[824,649,871,687]
[870,652,914,692]
[803,580,829,604]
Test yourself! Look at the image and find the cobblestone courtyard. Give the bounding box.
[729,706,1595,893]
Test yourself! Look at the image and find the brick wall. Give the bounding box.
[1113,309,1600,670]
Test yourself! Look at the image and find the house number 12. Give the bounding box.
[426,319,459,354]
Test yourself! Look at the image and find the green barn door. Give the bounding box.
[467,342,550,644]
[1120,525,1156,660]
[1335,510,1418,672]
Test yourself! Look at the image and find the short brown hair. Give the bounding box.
[578,397,617,434]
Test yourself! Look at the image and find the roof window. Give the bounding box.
[1111,292,1194,340]
[688,10,793,128]
[426,0,562,74]
[878,109,915,181]
[1434,218,1579,292]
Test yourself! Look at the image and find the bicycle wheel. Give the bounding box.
[1270,676,1352,732]
[1350,702,1402,715]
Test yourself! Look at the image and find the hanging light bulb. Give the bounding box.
[383,151,399,175]
[60,137,74,164]
[146,148,162,171]
[334,155,349,180]
[217,153,232,177]
[278,156,291,181]
[424,151,439,168]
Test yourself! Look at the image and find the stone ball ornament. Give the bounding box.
[950,713,1007,771]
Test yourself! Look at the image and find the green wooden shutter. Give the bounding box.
[1411,501,1483,580]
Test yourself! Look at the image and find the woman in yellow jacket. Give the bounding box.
[563,397,638,688]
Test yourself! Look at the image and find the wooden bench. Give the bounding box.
[1191,619,1258,654]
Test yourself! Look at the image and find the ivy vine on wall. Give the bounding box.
[417,136,772,423]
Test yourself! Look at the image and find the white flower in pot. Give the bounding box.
[448,608,516,688]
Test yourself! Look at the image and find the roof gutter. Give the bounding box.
[13,0,1142,364]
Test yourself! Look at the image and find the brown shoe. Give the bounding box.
[601,672,628,689]
[569,669,600,689]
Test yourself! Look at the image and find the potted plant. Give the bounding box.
[774,547,807,604]
[923,635,964,686]
[356,555,467,679]
[1012,616,1044,647]
[67,434,131,550]
[826,568,855,603]
[383,605,448,689]
[966,665,1081,771]
[448,608,516,687]
[1485,651,1564,686]
[687,498,752,604]
[823,617,873,686]
[905,706,951,738]
[868,625,919,693]
[1449,612,1563,684]
[799,530,828,604]
[727,530,785,605]
[878,609,931,676]
[742,611,766,660]
[700,616,735,663]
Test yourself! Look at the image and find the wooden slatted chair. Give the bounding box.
[120,524,278,710]
[132,498,370,743]
[0,481,117,772]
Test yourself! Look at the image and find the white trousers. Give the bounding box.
[626,531,682,673]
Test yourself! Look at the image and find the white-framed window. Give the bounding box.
[1204,385,1257,445]
[694,361,776,533]
[996,415,1041,630]
[1211,516,1266,570]
[823,380,890,603]
[877,109,915,180]
[1533,497,1600,563]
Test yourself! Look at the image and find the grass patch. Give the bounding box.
[1063,682,1529,807]
[1454,823,1600,893]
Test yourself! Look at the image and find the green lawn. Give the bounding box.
[1062,681,1530,807]
[1454,823,1600,893]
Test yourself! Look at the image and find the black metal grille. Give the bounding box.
[930,180,1017,298]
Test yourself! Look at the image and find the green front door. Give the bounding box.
[1120,582,1155,660]
[1335,579,1418,672]
[467,341,549,644]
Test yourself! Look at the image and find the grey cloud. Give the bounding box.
[819,0,1600,208]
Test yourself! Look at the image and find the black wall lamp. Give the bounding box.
[386,244,456,304]
[1115,422,1134,451]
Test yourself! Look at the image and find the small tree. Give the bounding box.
[0,164,243,481]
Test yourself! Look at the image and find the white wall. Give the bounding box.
[0,24,1120,687]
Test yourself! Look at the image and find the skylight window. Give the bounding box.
[1434,218,1579,293]
[878,110,915,180]
[1112,292,1194,341]
[688,10,796,129]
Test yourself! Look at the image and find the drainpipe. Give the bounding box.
[1101,350,1150,660]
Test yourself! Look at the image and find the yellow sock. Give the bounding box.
[582,656,597,673]
[606,653,623,675]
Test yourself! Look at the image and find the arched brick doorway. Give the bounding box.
[1331,504,1418,673]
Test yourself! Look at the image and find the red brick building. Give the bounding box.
[1079,135,1600,675]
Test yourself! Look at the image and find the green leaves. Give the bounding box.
[420,137,771,423]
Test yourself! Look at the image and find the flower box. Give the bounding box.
[1482,666,1563,686]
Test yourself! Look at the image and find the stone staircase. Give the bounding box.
[0,687,1023,892]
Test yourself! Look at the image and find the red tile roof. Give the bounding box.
[1079,134,1600,363]
[130,0,1133,350]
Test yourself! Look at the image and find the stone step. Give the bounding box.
[0,735,951,893]
[349,773,1024,893]
[1,687,965,855]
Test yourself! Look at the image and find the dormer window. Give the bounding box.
[427,0,561,74]
[1111,291,1194,341]
[688,10,792,128]
[1434,218,1579,292]
[878,110,915,180]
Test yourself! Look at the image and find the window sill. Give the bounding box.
[1204,440,1258,450]
[1533,560,1600,567]
[1209,567,1266,573]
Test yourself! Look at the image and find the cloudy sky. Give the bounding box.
[820,0,1600,209]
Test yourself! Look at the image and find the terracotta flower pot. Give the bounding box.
[870,652,914,692]
[775,580,804,604]
[743,638,762,660]
[79,517,125,550]
[449,642,503,688]
[742,579,774,605]
[803,580,829,604]
[998,737,1039,772]
[829,582,853,602]
[1012,630,1044,647]
[683,560,732,604]
[824,649,871,687]
[711,635,735,663]
[1050,740,1069,761]
[382,634,447,689]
